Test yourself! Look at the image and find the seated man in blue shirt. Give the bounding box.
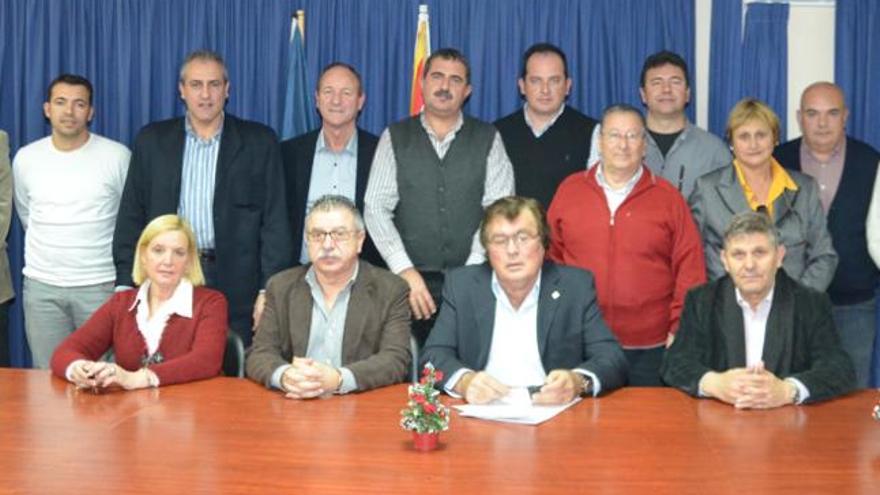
[661,211,855,407]
[421,196,627,404]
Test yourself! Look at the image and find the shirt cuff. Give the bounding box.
[337,367,358,394]
[270,364,291,390]
[465,251,486,265]
[65,360,87,381]
[785,377,810,404]
[386,250,415,275]
[443,368,473,398]
[573,368,601,397]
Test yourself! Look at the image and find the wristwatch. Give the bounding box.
[574,372,592,397]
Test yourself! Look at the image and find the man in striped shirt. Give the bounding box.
[113,50,292,347]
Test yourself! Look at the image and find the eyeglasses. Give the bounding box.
[306,229,357,243]
[602,130,645,144]
[488,231,539,248]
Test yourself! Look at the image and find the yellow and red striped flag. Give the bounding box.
[409,5,431,116]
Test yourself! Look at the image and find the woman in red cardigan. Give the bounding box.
[51,214,227,389]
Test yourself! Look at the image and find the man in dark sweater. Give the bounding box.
[774,82,880,388]
[494,43,597,208]
[364,48,514,347]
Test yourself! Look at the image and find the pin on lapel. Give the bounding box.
[551,290,560,300]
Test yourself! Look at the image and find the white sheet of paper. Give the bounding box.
[452,387,581,425]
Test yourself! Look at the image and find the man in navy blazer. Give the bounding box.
[113,50,292,347]
[280,62,383,268]
[421,196,627,404]
[661,211,855,407]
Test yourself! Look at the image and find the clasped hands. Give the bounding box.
[456,369,584,405]
[69,361,151,391]
[699,362,796,409]
[281,357,342,399]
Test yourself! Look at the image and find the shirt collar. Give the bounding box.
[304,261,360,295]
[490,269,542,312]
[523,103,566,137]
[801,137,846,164]
[419,111,464,140]
[734,284,775,313]
[184,112,225,143]
[128,279,194,319]
[317,129,358,156]
[595,163,644,193]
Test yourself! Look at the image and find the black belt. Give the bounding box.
[199,249,216,262]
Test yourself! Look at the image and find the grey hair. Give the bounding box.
[305,195,365,231]
[179,49,229,83]
[600,103,647,129]
[723,210,780,248]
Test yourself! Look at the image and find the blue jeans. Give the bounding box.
[831,298,876,389]
[23,277,114,369]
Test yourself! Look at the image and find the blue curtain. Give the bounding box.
[836,0,880,387]
[708,0,743,138]
[835,0,880,151]
[742,3,789,139]
[709,1,789,139]
[0,0,694,367]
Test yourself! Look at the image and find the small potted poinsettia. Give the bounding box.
[400,364,450,451]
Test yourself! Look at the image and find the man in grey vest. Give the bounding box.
[364,48,515,346]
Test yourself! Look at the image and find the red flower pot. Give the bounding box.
[412,431,439,451]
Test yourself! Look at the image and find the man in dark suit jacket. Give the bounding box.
[281,62,383,267]
[421,196,627,404]
[774,82,880,388]
[661,211,855,407]
[113,50,292,347]
[245,195,410,396]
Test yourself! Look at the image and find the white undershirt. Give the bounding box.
[130,280,194,355]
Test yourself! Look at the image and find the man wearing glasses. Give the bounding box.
[246,195,411,398]
[421,196,627,404]
[547,105,706,386]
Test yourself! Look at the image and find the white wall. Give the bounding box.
[694,0,836,140]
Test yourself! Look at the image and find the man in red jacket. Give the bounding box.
[548,104,706,386]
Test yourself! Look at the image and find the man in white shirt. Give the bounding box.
[661,211,855,407]
[13,74,130,368]
[421,196,627,404]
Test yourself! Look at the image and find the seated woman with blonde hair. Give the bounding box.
[51,214,227,389]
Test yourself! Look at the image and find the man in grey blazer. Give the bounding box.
[421,196,627,404]
[661,212,855,407]
[0,130,12,366]
[246,195,411,397]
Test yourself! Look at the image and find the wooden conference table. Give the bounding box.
[1,369,878,494]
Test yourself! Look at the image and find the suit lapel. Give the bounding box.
[536,263,561,357]
[341,262,369,363]
[718,278,747,367]
[472,266,498,369]
[288,272,314,357]
[214,115,243,203]
[761,273,794,373]
[773,188,796,225]
[164,119,187,203]
[296,131,319,225]
[715,167,751,216]
[355,129,370,213]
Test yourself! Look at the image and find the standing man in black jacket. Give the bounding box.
[113,49,292,347]
[280,62,383,268]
